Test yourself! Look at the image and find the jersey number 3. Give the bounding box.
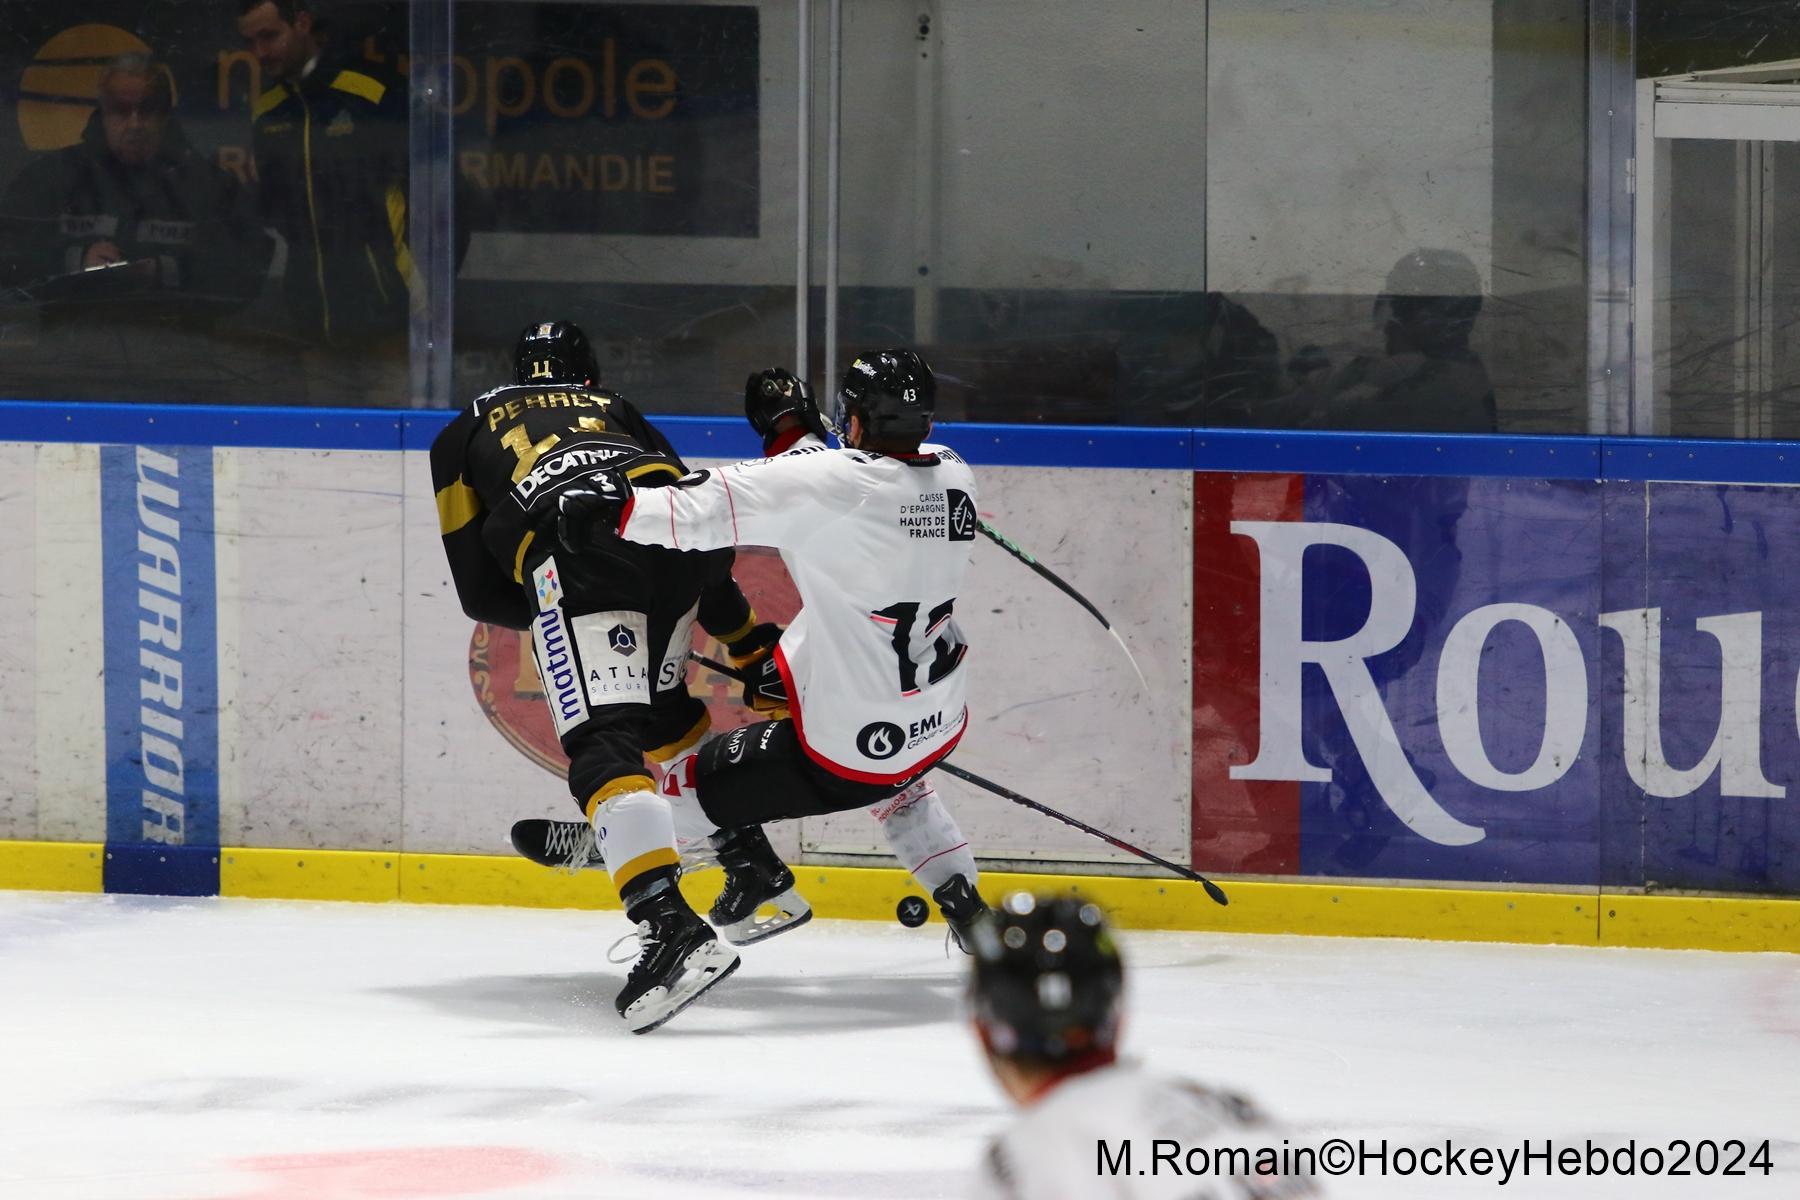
[870,600,967,697]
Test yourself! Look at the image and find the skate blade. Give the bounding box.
[718,887,814,947]
[624,940,741,1034]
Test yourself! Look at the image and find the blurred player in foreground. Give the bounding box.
[557,350,992,947]
[967,894,1324,1198]
[431,320,784,1032]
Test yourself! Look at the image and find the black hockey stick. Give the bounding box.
[813,396,1147,690]
[973,520,1148,692]
[690,652,1227,906]
[932,759,1229,907]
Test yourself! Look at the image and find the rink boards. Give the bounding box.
[0,404,1798,952]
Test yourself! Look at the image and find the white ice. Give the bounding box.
[1,891,1796,1199]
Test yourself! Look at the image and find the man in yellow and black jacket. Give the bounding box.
[429,321,787,1031]
[238,0,411,346]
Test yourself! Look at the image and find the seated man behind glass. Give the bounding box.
[1273,248,1497,434]
[0,54,271,318]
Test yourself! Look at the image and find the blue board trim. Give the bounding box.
[8,400,1800,483]
[102,843,220,897]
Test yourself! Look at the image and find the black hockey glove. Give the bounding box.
[744,367,828,452]
[554,471,632,552]
[725,621,788,715]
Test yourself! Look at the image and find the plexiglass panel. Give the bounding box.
[446,0,789,413]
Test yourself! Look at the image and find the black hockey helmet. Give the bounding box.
[835,348,935,442]
[514,320,599,387]
[968,892,1124,1062]
[1374,249,1483,352]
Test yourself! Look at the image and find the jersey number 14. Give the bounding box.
[870,600,967,697]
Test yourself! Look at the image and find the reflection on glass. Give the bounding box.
[448,2,783,415]
[1267,250,1497,433]
[0,0,418,406]
[830,0,1584,432]
[237,0,412,406]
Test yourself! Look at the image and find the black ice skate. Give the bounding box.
[510,817,604,872]
[708,825,813,946]
[933,875,989,954]
[614,894,741,1034]
[510,818,719,874]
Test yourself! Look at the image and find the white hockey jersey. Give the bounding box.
[619,435,977,783]
[973,1061,1324,1200]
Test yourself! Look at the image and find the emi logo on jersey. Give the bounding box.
[856,720,906,760]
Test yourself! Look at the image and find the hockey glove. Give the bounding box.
[744,368,828,453]
[725,621,788,716]
[554,471,632,552]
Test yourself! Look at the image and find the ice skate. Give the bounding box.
[708,825,813,946]
[933,874,989,954]
[614,895,741,1034]
[512,818,719,874]
[510,817,603,872]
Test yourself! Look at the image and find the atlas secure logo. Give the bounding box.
[607,623,637,654]
[533,606,586,734]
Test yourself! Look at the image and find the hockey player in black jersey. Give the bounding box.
[429,320,796,1031]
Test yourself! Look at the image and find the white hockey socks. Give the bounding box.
[588,785,681,901]
[869,780,977,893]
[656,748,722,858]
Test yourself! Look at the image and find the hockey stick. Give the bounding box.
[973,520,1149,693]
[932,759,1229,907]
[690,652,1227,905]
[811,394,1147,691]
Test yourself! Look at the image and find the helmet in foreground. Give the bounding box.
[968,892,1123,1062]
[835,348,935,443]
[515,321,599,387]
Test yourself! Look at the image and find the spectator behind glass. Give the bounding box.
[237,0,413,359]
[0,54,271,316]
[1273,249,1498,434]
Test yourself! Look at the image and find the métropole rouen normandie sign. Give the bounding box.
[1,1,759,238]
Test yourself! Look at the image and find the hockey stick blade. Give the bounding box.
[975,519,1149,693]
[689,652,1225,906]
[933,761,1227,906]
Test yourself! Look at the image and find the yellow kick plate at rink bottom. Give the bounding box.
[0,839,1796,955]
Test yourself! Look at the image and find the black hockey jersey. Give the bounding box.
[430,383,688,629]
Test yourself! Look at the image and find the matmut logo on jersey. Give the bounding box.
[1196,472,1800,890]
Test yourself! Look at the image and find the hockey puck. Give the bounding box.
[896,895,930,928]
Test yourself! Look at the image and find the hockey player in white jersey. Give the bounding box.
[968,894,1325,1199]
[559,349,990,945]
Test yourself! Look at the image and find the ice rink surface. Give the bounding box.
[1,891,1797,1200]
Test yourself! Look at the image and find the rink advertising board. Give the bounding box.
[2,404,1800,940]
[98,444,220,895]
[1194,472,1800,898]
